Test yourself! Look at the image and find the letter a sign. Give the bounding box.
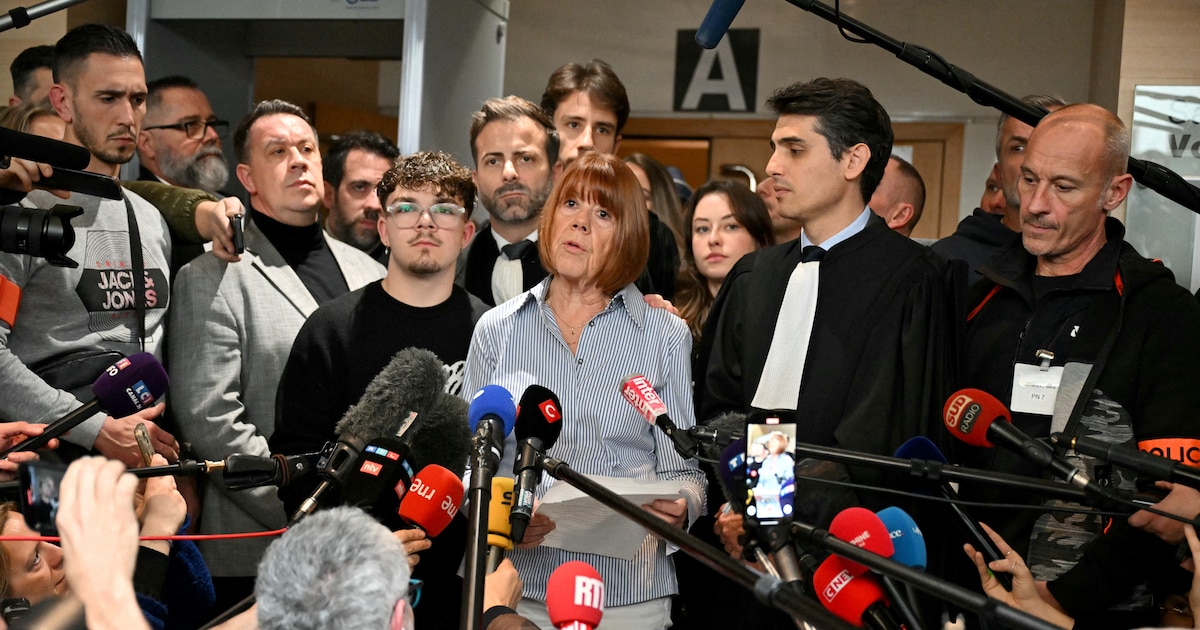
[674,29,759,113]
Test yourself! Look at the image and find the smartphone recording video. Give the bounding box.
[18,461,67,536]
[744,418,797,524]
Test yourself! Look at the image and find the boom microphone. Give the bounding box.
[0,127,91,170]
[943,389,1114,498]
[547,561,605,630]
[291,348,446,523]
[695,0,747,49]
[511,384,563,544]
[621,374,697,459]
[1051,432,1200,491]
[397,464,464,537]
[488,476,514,572]
[3,352,168,456]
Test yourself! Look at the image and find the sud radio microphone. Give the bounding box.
[487,476,514,573]
[3,352,168,457]
[1051,432,1200,491]
[546,561,605,630]
[943,389,1116,500]
[695,0,746,49]
[894,436,1009,588]
[397,464,464,537]
[291,348,446,523]
[814,555,902,630]
[621,374,698,459]
[511,384,563,544]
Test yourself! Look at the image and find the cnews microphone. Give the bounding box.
[3,352,168,456]
[814,555,902,630]
[695,0,746,49]
[1052,432,1200,491]
[828,507,895,576]
[546,560,604,630]
[943,388,1113,498]
[398,464,464,537]
[292,348,446,523]
[488,476,514,573]
[621,374,697,459]
[511,384,563,544]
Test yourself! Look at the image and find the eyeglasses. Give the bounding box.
[385,201,466,228]
[407,579,424,609]
[143,118,229,140]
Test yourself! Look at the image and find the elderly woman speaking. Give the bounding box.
[462,152,705,630]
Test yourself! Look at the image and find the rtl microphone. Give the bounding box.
[814,555,902,630]
[341,439,416,530]
[291,348,446,523]
[3,352,169,456]
[487,476,514,573]
[468,385,516,482]
[828,507,895,576]
[546,561,604,630]
[621,374,697,459]
[511,384,563,544]
[695,0,747,49]
[943,389,1114,498]
[397,464,464,537]
[1051,432,1200,491]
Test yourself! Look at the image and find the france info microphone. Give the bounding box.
[828,507,895,576]
[1052,432,1200,491]
[3,352,168,457]
[943,389,1112,497]
[695,0,746,49]
[488,476,514,572]
[397,464,464,537]
[621,374,697,459]
[875,507,926,571]
[292,348,445,522]
[546,560,604,630]
[511,384,563,544]
[341,439,415,530]
[469,385,517,478]
[814,555,902,630]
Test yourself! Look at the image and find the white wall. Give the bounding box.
[504,0,1096,220]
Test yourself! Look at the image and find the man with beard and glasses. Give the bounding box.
[321,130,400,265]
[272,151,486,629]
[0,24,182,467]
[456,96,560,307]
[136,76,230,196]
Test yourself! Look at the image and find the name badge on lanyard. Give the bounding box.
[1010,349,1062,416]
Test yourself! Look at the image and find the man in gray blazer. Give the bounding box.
[167,100,385,611]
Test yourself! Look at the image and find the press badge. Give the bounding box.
[1011,350,1061,415]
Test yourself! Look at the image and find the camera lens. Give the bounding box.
[0,204,83,268]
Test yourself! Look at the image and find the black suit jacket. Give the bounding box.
[458,224,547,306]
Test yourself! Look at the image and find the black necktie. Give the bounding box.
[801,245,826,262]
[502,240,534,260]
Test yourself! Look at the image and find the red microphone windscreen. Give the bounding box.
[92,352,169,417]
[828,507,895,576]
[814,555,888,626]
[397,464,463,537]
[943,388,1010,448]
[547,561,604,630]
[620,374,667,424]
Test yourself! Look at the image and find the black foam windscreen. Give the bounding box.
[334,347,447,442]
[513,384,563,446]
[406,392,472,478]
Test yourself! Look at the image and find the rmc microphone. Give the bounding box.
[546,560,605,630]
[511,384,563,544]
[3,352,168,456]
[695,0,747,49]
[621,374,698,459]
[397,464,464,538]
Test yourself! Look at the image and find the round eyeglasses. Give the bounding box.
[385,201,466,229]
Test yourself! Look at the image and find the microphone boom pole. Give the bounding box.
[539,456,855,630]
[782,0,1200,215]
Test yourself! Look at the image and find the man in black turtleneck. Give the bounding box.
[167,99,385,613]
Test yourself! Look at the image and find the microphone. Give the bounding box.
[468,385,517,481]
[943,388,1113,498]
[405,392,473,478]
[397,464,464,537]
[291,348,446,523]
[340,439,416,530]
[0,127,91,170]
[221,452,320,491]
[814,555,902,630]
[621,374,697,459]
[695,0,747,49]
[894,436,1009,588]
[487,476,514,573]
[2,352,168,456]
[1051,432,1200,491]
[828,507,895,576]
[510,384,563,544]
[875,507,926,571]
[693,410,747,460]
[546,560,605,630]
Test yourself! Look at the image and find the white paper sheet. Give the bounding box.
[535,475,687,560]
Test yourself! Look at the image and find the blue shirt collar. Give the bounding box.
[799,207,872,252]
[524,277,647,329]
